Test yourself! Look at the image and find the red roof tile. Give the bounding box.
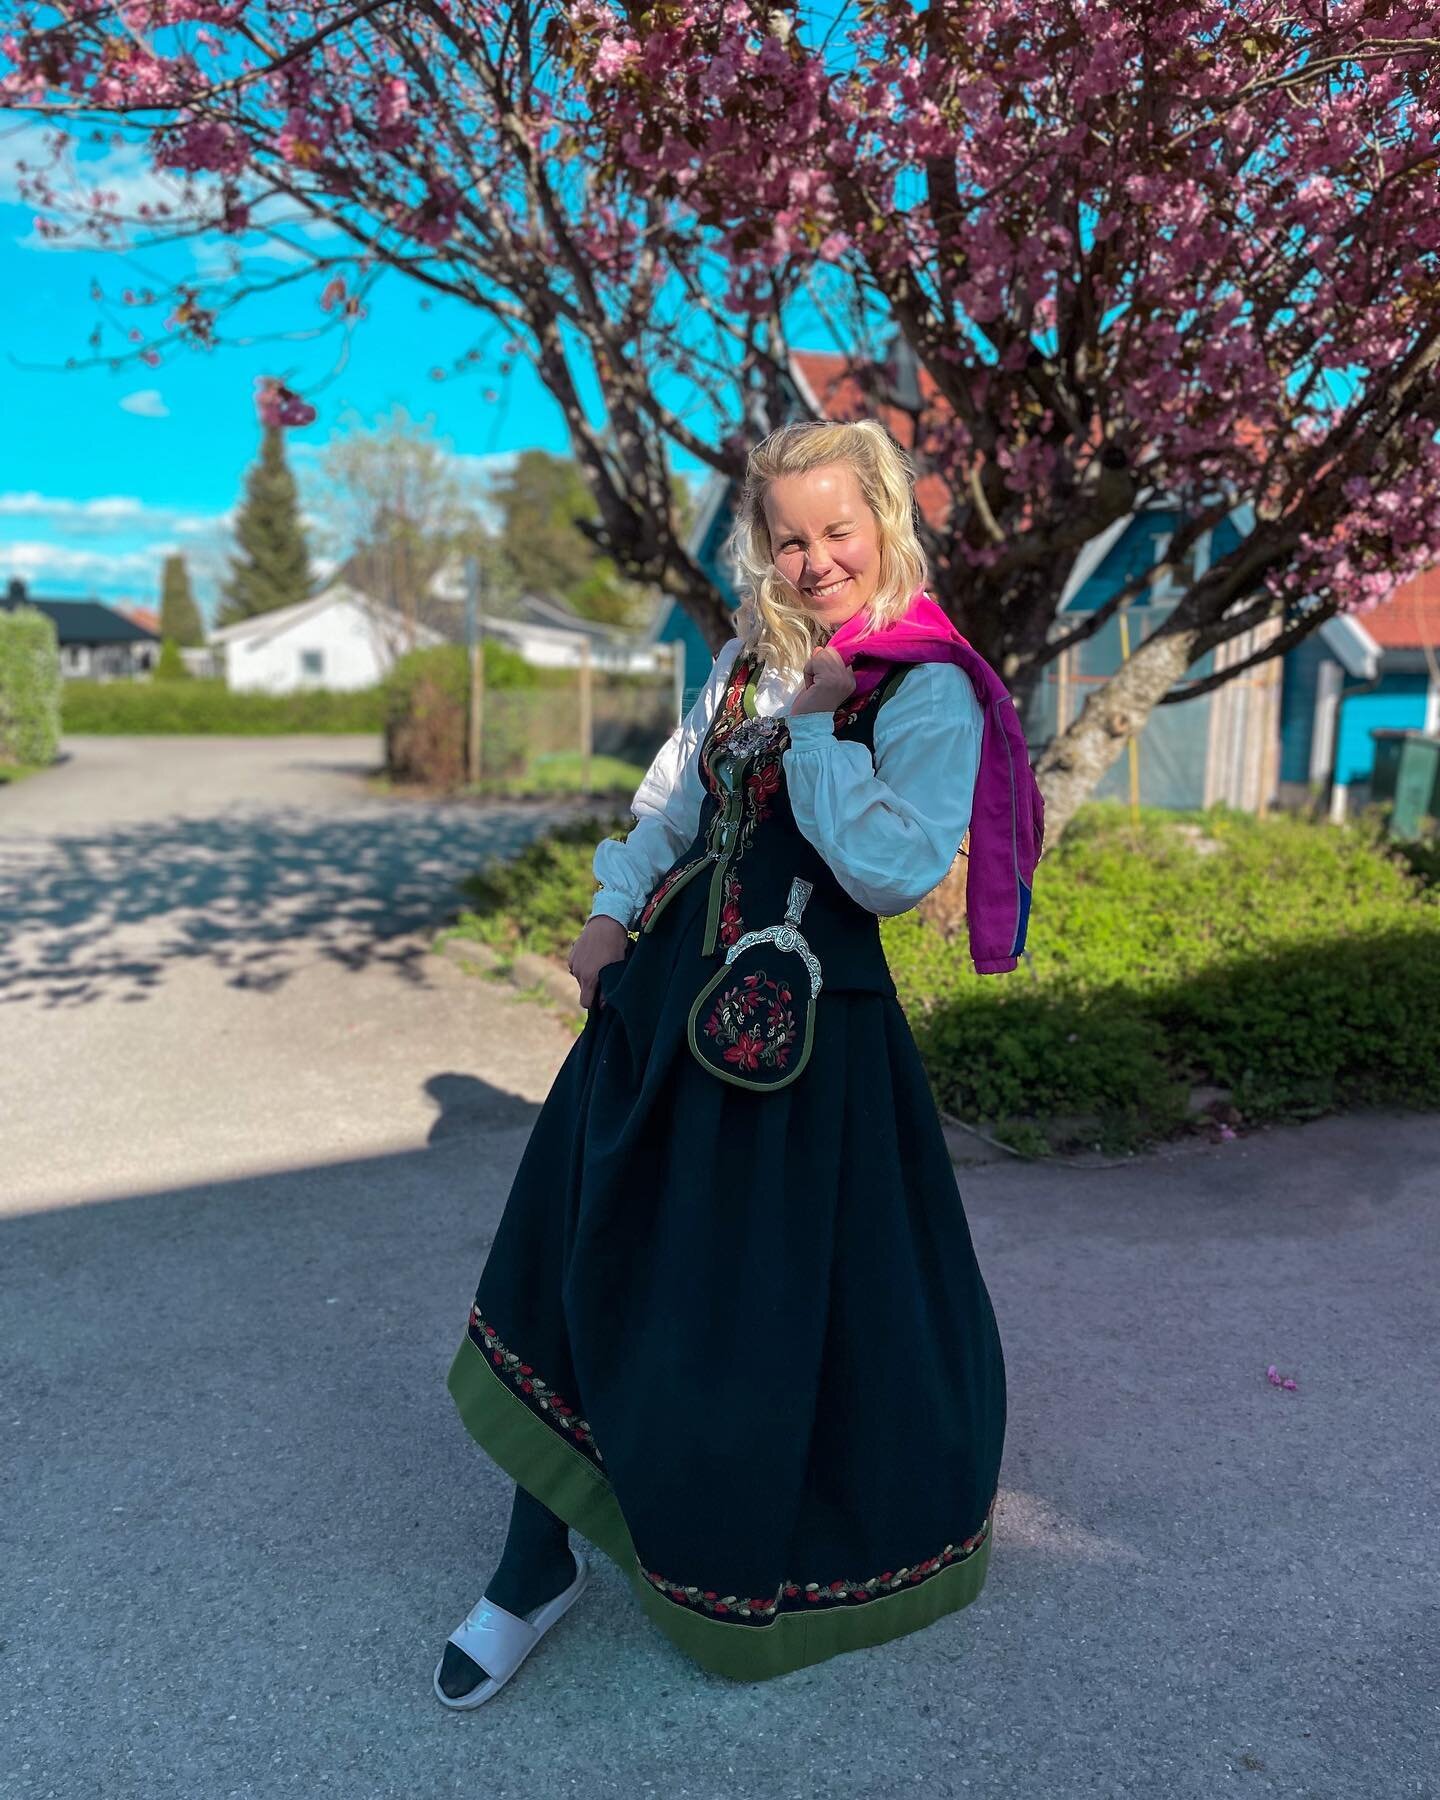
[1353,568,1440,651]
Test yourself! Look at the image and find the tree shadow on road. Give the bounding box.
[0,803,583,1008]
[2,1102,1435,1796]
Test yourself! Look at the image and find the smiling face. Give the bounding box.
[762,462,881,634]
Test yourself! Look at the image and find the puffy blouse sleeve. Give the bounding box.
[588,637,744,929]
[782,661,984,916]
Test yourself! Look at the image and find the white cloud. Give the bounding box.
[172,509,233,535]
[0,492,230,543]
[0,492,147,521]
[0,469,235,615]
[2,134,211,252]
[119,389,169,419]
[3,120,348,277]
[3,540,178,584]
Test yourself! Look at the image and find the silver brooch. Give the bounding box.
[719,713,786,764]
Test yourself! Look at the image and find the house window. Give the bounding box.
[299,649,325,681]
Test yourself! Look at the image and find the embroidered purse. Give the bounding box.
[685,876,822,1092]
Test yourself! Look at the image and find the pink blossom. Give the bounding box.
[4,0,1440,660]
[254,376,316,429]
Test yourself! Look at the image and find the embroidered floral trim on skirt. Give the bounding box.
[445,874,1007,1681]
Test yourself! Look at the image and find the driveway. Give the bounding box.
[1,735,1435,1799]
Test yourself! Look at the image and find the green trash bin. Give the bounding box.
[1369,728,1440,838]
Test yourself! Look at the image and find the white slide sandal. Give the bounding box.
[433,1547,591,1710]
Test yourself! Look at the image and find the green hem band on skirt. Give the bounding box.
[445,1332,994,1683]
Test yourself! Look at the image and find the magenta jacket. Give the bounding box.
[825,593,1046,976]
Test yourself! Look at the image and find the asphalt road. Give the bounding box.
[2,735,1435,1800]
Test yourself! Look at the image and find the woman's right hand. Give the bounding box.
[568,914,631,1010]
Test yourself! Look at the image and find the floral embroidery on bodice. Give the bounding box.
[636,649,905,954]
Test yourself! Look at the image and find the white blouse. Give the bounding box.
[588,636,985,930]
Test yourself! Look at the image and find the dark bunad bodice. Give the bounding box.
[633,647,918,996]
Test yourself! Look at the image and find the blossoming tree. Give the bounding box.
[6,0,1440,838]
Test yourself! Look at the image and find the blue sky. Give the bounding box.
[0,127,715,626]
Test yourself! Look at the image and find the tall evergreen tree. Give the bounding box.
[159,552,205,646]
[218,426,312,624]
[490,448,687,628]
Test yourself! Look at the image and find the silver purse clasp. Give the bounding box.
[722,876,823,998]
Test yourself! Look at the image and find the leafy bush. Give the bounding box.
[890,801,1440,1150]
[0,605,61,766]
[451,811,631,959]
[447,799,1440,1154]
[62,678,385,733]
[382,641,536,788]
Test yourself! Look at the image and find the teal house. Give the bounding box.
[649,350,1439,813]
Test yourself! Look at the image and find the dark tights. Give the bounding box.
[437,1483,576,1699]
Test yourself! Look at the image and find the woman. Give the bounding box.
[436,418,1031,1704]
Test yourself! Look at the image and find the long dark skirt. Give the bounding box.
[445,875,1006,1681]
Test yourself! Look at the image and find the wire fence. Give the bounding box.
[477,681,679,784]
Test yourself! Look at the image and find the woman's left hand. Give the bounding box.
[788,645,856,717]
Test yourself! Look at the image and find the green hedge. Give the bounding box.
[0,605,62,767]
[62,678,386,733]
[445,800,1440,1155]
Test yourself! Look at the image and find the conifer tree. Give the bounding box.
[218,426,312,625]
[159,552,205,646]
[154,638,189,680]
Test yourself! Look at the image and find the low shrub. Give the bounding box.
[890,801,1440,1150]
[447,799,1440,1154]
[451,812,631,960]
[382,642,535,787]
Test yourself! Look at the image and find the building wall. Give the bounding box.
[60,641,156,679]
[1025,603,1215,810]
[1335,671,1430,785]
[483,621,669,674]
[1278,633,1328,786]
[223,597,398,693]
[1028,512,1217,810]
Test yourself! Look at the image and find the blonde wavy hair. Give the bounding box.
[722,418,929,675]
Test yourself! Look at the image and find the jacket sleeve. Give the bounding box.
[781,661,984,916]
[588,637,744,929]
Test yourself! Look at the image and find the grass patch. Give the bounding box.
[445,798,1440,1155]
[464,751,649,797]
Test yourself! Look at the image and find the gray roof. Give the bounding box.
[1,585,159,647]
